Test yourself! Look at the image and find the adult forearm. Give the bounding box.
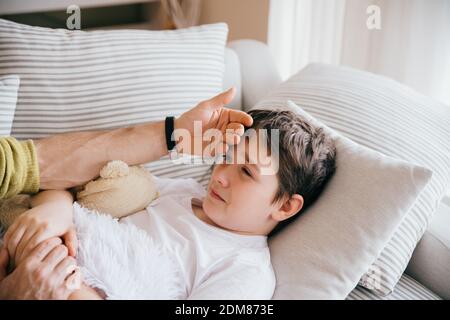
[35,121,167,190]
[29,88,249,190]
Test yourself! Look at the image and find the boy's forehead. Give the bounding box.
[239,132,269,161]
[229,131,279,175]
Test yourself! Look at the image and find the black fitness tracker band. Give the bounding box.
[165,116,176,152]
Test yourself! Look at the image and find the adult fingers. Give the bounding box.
[51,268,82,300]
[226,122,245,135]
[3,218,21,246]
[24,237,62,266]
[206,87,236,110]
[17,228,49,266]
[227,109,253,127]
[203,138,228,158]
[64,268,83,294]
[0,246,9,280]
[42,244,69,272]
[6,224,27,262]
[62,228,78,257]
[224,123,245,146]
[14,227,39,266]
[54,256,78,284]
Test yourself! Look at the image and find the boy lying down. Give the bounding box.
[3,109,336,300]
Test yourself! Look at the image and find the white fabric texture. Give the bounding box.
[254,63,450,296]
[0,75,19,136]
[73,202,184,300]
[0,18,228,183]
[268,0,450,106]
[121,176,276,300]
[252,100,432,299]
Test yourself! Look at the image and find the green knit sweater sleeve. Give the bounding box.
[0,137,40,199]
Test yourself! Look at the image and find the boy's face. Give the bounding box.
[202,132,301,236]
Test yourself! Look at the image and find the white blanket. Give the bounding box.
[73,202,184,299]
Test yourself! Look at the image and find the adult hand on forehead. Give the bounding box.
[175,87,253,157]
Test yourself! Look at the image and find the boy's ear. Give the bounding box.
[271,194,304,222]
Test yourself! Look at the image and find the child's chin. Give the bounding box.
[202,199,221,218]
[202,198,214,212]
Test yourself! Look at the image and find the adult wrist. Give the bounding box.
[164,116,176,152]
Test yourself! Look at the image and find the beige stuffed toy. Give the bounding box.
[0,160,159,230]
[76,160,159,219]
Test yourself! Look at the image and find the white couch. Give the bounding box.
[224,39,450,300]
[1,14,448,298]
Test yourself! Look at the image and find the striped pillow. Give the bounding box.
[0,75,19,136]
[253,63,450,296]
[347,274,441,300]
[262,100,431,299]
[0,19,227,183]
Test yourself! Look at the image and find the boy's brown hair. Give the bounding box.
[247,109,336,237]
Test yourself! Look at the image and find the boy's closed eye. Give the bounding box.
[241,166,253,178]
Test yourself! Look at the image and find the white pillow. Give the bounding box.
[254,100,432,299]
[0,18,228,184]
[254,63,450,296]
[0,75,19,136]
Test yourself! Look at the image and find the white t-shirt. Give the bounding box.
[121,177,276,300]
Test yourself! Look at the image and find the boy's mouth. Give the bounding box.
[210,187,226,203]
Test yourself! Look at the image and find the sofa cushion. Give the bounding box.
[347,274,441,300]
[0,18,228,183]
[0,75,19,136]
[253,100,432,299]
[255,63,450,295]
[405,200,450,300]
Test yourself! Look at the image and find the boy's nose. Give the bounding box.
[216,175,228,188]
[214,167,229,188]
